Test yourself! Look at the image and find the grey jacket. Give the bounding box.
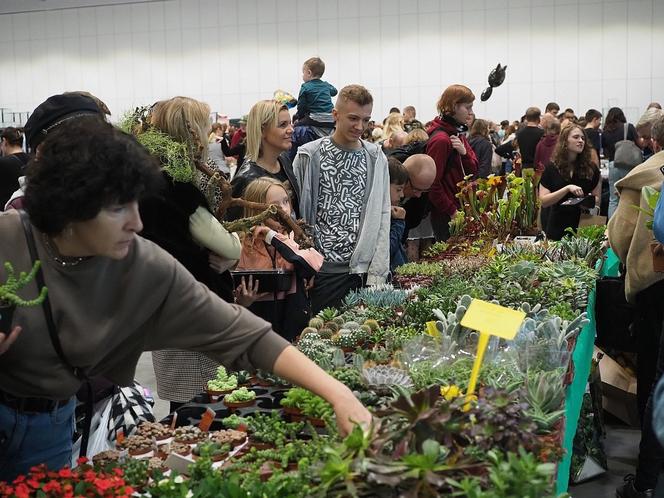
[292,137,390,285]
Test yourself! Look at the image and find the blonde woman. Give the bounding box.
[382,112,405,143]
[138,96,242,412]
[226,100,298,221]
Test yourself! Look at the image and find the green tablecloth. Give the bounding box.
[556,248,620,493]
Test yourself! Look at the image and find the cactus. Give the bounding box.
[325,321,340,333]
[344,321,361,331]
[363,319,380,332]
[332,348,346,369]
[308,317,324,330]
[318,328,333,340]
[352,353,365,371]
[359,324,372,336]
[300,327,319,337]
[0,261,48,307]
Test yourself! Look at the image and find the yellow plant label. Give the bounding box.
[460,299,525,340]
[425,321,440,338]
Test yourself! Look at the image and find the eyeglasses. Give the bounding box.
[407,180,430,194]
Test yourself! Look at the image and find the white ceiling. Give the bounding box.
[0,0,167,15]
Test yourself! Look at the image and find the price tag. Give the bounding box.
[199,407,216,432]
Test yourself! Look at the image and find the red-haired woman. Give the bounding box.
[426,84,479,241]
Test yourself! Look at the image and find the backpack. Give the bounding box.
[614,123,643,170]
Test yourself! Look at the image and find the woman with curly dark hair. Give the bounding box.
[539,124,601,240]
[0,116,370,481]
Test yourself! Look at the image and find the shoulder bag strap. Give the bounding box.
[623,122,628,141]
[18,210,94,456]
[18,210,81,376]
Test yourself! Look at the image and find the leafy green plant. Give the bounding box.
[447,448,566,498]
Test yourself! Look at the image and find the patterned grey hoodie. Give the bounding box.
[292,137,390,285]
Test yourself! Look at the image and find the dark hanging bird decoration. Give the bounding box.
[488,64,507,87]
[480,63,507,102]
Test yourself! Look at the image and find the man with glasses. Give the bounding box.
[401,154,436,244]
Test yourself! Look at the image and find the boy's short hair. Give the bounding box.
[388,156,409,185]
[337,84,373,107]
[304,57,325,78]
[545,102,560,114]
[584,109,602,122]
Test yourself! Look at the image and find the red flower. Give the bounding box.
[13,483,30,498]
[76,457,89,465]
[58,468,73,479]
[26,479,40,489]
[42,480,62,494]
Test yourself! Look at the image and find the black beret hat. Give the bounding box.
[24,93,102,150]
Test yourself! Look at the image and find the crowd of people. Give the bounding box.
[0,54,663,494]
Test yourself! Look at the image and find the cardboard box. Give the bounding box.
[595,346,639,427]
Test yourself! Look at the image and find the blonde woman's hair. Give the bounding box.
[383,112,405,142]
[150,96,211,163]
[245,100,289,162]
[405,128,429,144]
[242,177,291,218]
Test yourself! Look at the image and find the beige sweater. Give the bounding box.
[607,150,664,303]
[0,210,289,399]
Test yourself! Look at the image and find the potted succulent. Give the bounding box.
[192,441,231,462]
[0,261,48,333]
[224,386,257,409]
[207,365,238,400]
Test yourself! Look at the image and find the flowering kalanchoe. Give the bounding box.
[0,459,134,498]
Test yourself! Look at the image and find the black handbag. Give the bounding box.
[594,260,636,352]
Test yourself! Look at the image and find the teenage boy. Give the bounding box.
[293,84,390,313]
[515,107,545,170]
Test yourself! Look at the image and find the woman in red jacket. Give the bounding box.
[426,84,479,241]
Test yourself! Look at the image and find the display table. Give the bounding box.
[557,248,619,493]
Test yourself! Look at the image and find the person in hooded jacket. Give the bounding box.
[425,84,479,241]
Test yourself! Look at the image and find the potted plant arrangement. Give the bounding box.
[207,365,238,400]
[0,261,48,333]
[224,387,257,409]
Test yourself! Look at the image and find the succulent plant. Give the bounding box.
[308,317,324,330]
[525,370,566,432]
[361,365,414,394]
[325,321,340,333]
[332,348,347,369]
[317,307,339,323]
[352,353,365,371]
[344,321,361,331]
[333,316,345,326]
[207,365,238,391]
[318,327,333,339]
[300,326,319,337]
[359,324,372,336]
[363,319,380,332]
[332,329,365,349]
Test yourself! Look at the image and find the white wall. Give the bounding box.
[0,0,661,125]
